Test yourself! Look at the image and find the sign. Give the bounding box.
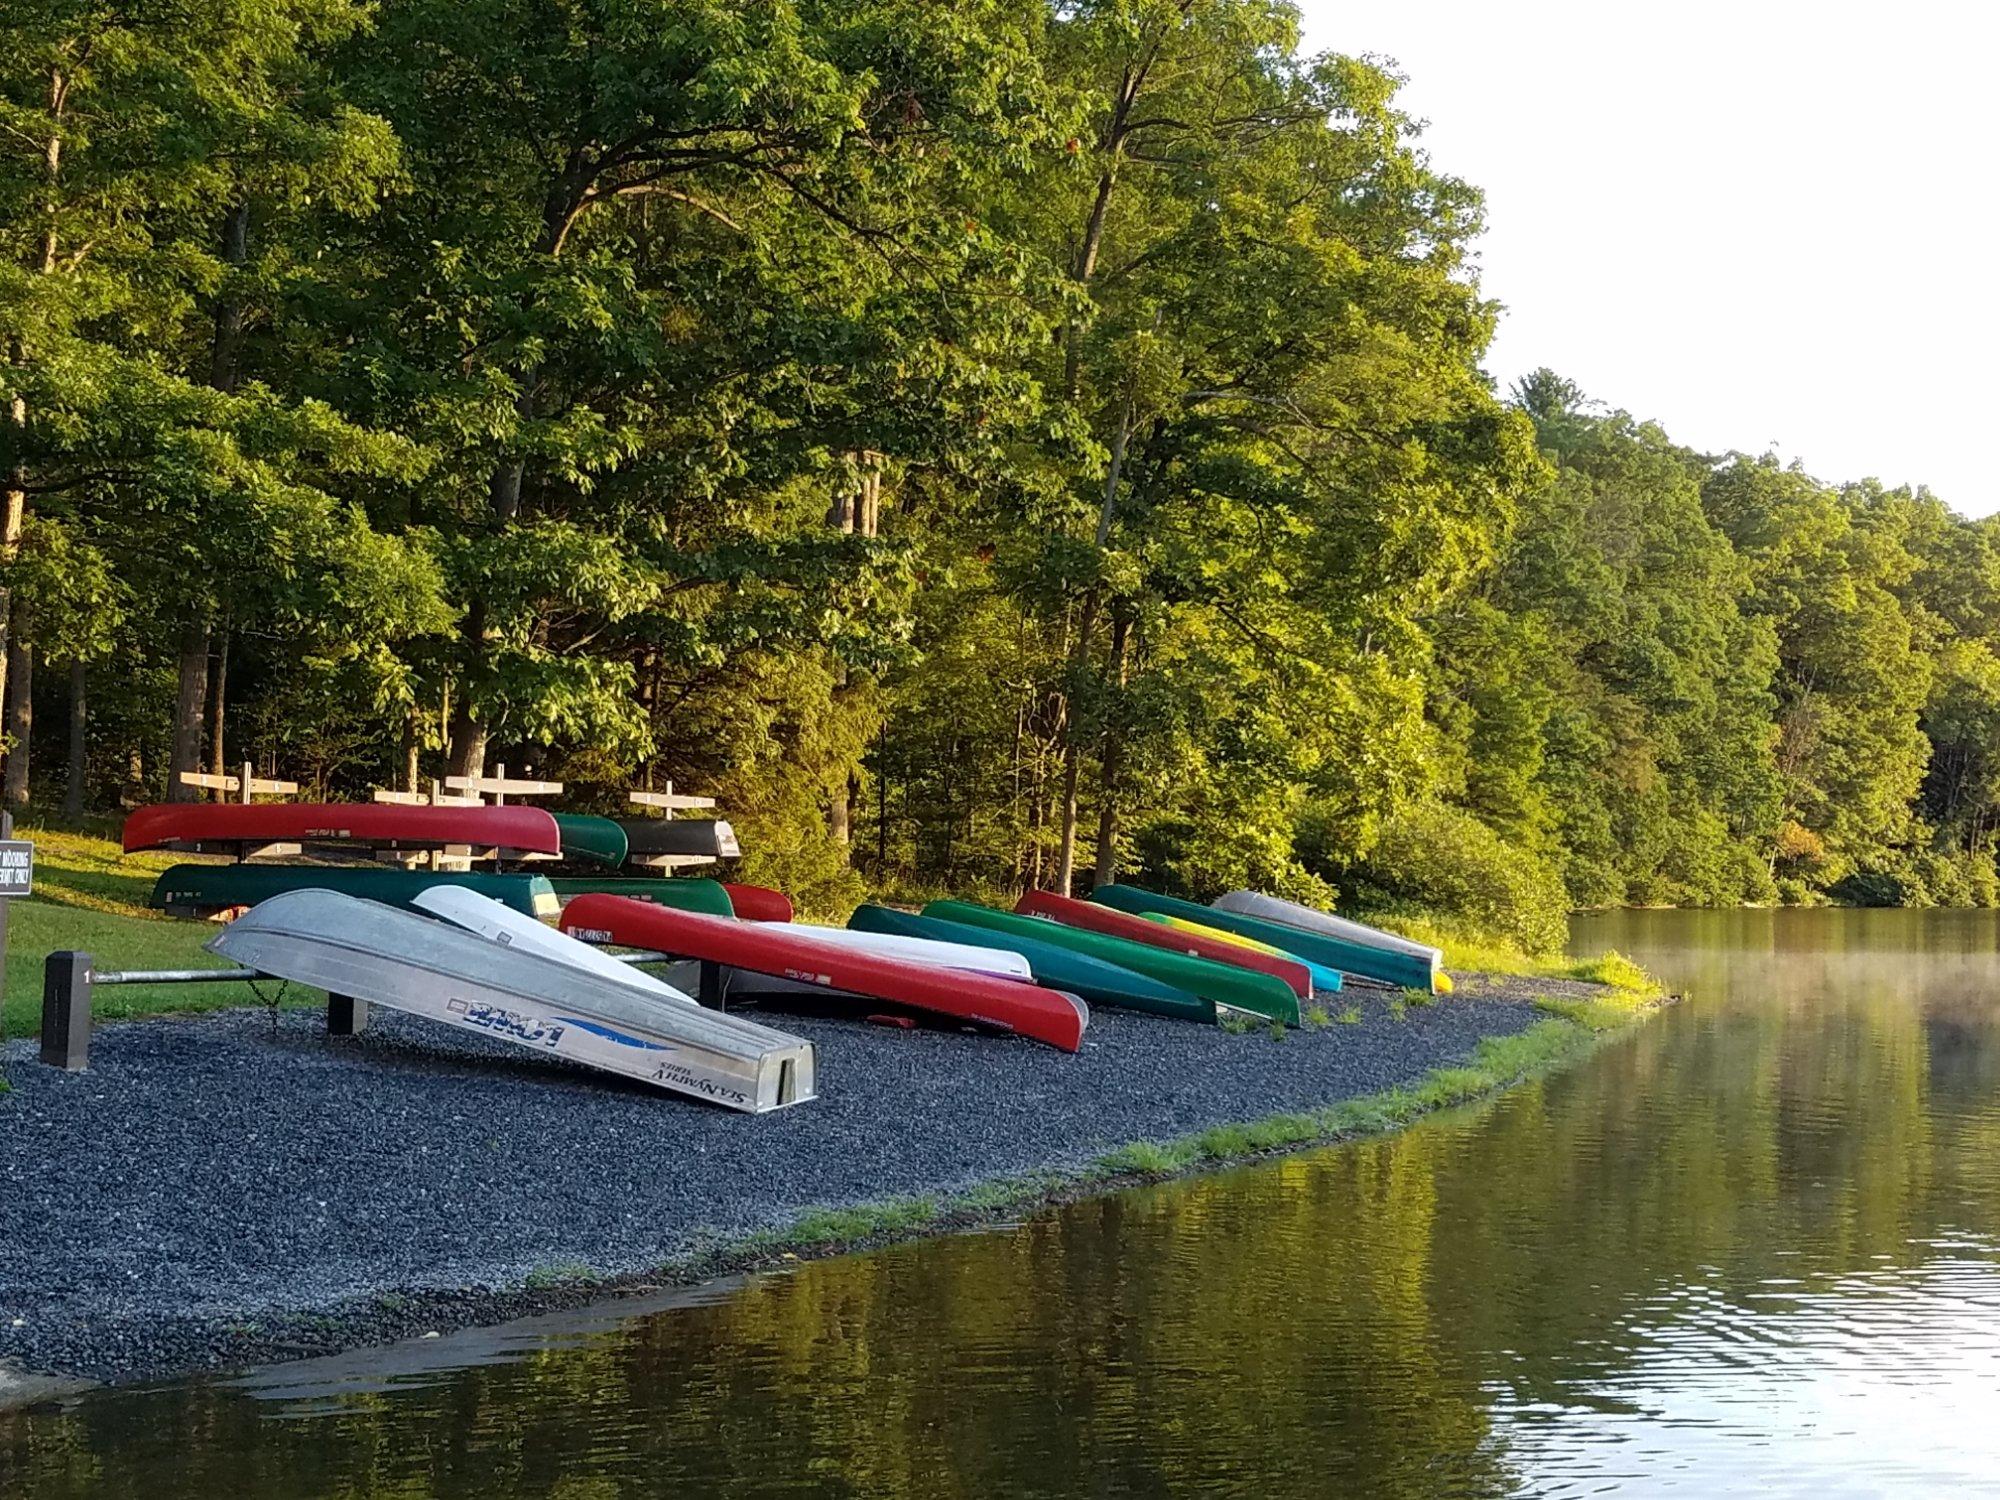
[0,838,34,899]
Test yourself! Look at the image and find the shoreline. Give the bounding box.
[0,972,1665,1400]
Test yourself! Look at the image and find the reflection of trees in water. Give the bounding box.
[13,911,2000,1498]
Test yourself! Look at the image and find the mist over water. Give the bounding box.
[7,908,2000,1497]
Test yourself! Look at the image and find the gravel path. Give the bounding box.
[0,979,1547,1384]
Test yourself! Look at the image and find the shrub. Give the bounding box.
[1339,802,1571,955]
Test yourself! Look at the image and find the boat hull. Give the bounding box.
[1096,885,1435,991]
[561,895,1088,1052]
[1212,890,1443,972]
[209,890,816,1112]
[123,803,562,857]
[150,864,557,919]
[549,877,736,915]
[921,900,1301,1026]
[1016,889,1318,999]
[849,906,1214,1022]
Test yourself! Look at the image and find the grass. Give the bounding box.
[1335,1004,1362,1024]
[0,825,256,1036]
[1368,912,1662,995]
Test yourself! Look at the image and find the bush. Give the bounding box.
[1339,802,1571,955]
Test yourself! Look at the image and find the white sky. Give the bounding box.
[1296,2,1999,516]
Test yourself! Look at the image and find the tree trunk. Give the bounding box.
[446,598,489,780]
[168,623,210,801]
[3,632,30,809]
[209,200,252,393]
[402,713,421,793]
[1091,613,1132,890]
[1053,739,1083,896]
[63,658,85,818]
[206,629,228,794]
[0,68,67,753]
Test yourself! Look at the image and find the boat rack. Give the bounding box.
[37,951,368,1073]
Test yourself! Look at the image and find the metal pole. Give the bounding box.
[326,992,368,1036]
[41,950,92,1070]
[240,759,253,804]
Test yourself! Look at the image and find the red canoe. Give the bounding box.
[561,894,1088,1052]
[1015,889,1316,999]
[723,883,795,922]
[122,802,564,857]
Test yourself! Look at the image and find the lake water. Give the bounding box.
[7,908,2000,1497]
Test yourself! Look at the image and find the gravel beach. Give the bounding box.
[0,977,1556,1385]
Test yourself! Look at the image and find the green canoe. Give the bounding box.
[921,900,1301,1026]
[546,876,736,916]
[850,905,1214,1023]
[1093,884,1434,991]
[551,813,628,868]
[150,863,558,919]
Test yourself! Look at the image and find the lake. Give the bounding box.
[7,908,2000,1496]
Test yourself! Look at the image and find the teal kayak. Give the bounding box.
[921,900,1300,1025]
[1093,884,1434,990]
[850,905,1213,1022]
[548,876,736,916]
[150,864,557,919]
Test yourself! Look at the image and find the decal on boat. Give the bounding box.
[447,998,566,1048]
[557,1017,675,1052]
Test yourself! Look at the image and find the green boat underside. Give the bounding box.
[921,900,1301,1026]
[849,905,1214,1023]
[150,864,558,919]
[1093,884,1435,990]
[546,876,736,916]
[550,813,628,868]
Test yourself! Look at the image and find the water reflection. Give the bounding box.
[6,909,2000,1497]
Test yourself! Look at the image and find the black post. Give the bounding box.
[697,960,727,1011]
[41,950,92,1071]
[326,992,368,1036]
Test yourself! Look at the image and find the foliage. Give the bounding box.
[1,1,1996,915]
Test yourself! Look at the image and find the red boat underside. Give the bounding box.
[722,883,795,922]
[1015,888,1315,998]
[121,802,563,857]
[561,893,1087,1052]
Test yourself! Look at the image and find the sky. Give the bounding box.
[1295,1,1999,515]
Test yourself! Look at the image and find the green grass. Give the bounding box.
[1335,1004,1362,1024]
[1370,913,1661,993]
[0,822,290,1036]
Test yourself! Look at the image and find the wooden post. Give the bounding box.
[240,759,253,804]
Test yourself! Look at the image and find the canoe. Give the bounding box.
[410,885,689,1001]
[1094,884,1436,991]
[850,905,1214,1023]
[1212,889,1445,971]
[548,876,737,915]
[209,889,815,1112]
[149,863,558,919]
[561,894,1088,1052]
[551,813,628,868]
[921,900,1300,1026]
[1140,913,1349,995]
[723,883,793,922]
[1016,889,1318,999]
[618,818,741,859]
[123,802,562,857]
[781,922,1034,979]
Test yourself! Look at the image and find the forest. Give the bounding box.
[6,0,1999,942]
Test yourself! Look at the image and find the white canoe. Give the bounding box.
[1211,890,1443,967]
[413,884,693,1002]
[777,922,1037,981]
